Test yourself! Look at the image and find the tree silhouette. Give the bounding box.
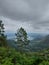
[15,27,29,51]
[0,20,7,47]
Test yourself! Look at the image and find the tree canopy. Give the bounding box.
[0,20,7,47]
[15,27,29,51]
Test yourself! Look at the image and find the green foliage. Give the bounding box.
[0,47,49,65]
[15,27,29,51]
[39,61,49,65]
[0,20,7,47]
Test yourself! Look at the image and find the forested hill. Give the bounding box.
[6,34,49,52]
[0,21,49,65]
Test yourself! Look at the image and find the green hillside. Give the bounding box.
[0,47,49,65]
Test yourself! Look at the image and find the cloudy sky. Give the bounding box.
[0,0,49,33]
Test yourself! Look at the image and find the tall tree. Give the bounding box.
[15,27,29,51]
[0,20,7,47]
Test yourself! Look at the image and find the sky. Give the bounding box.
[0,0,49,33]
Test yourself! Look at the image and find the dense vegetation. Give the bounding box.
[0,20,7,47]
[0,47,49,65]
[0,20,49,65]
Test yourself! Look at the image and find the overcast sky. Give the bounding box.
[0,0,49,33]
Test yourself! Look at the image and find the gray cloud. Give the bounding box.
[0,0,49,33]
[0,0,49,21]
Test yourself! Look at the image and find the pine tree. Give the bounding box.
[0,20,7,47]
[15,27,29,51]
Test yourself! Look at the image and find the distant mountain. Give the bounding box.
[6,32,45,40]
[6,33,15,39]
[6,32,49,52]
[6,34,49,52]
[37,35,49,48]
[30,35,49,51]
[28,33,44,40]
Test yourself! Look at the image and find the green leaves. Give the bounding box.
[39,61,49,65]
[15,27,29,51]
[0,47,49,65]
[0,20,7,47]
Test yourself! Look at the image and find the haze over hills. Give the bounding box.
[6,32,49,52]
[36,35,49,49]
[6,32,46,40]
[29,34,49,51]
